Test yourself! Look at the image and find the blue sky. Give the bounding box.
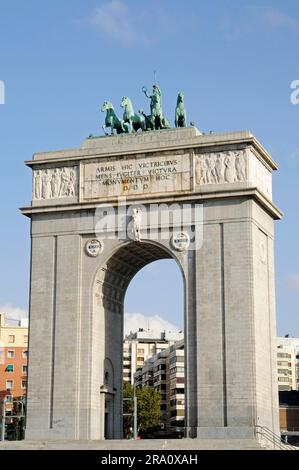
[0,0,298,335]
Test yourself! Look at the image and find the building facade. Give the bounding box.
[276,337,299,391]
[123,329,183,384]
[0,313,28,413]
[135,339,185,436]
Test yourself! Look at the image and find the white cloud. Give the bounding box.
[124,312,181,337]
[88,1,192,46]
[286,276,299,290]
[222,6,299,41]
[90,1,138,45]
[0,304,28,322]
[264,8,299,32]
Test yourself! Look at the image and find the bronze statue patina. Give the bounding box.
[121,96,146,133]
[101,101,129,135]
[138,109,154,131]
[100,84,187,135]
[142,84,170,130]
[175,91,187,128]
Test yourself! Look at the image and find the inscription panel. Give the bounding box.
[83,153,191,200]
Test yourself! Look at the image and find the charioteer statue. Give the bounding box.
[100,83,188,136]
[142,84,170,130]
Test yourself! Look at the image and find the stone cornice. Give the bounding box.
[20,186,283,220]
[24,128,278,171]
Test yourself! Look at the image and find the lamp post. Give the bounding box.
[133,373,143,440]
[1,398,6,441]
[133,393,138,440]
[123,375,142,440]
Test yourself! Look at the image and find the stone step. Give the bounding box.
[0,438,267,450]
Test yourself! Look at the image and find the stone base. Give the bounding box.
[195,426,254,439]
[0,438,265,451]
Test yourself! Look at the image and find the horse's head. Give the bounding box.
[101,101,113,112]
[120,96,130,108]
[177,91,184,104]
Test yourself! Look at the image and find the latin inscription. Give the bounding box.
[83,154,190,199]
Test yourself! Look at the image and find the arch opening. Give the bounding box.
[92,241,185,440]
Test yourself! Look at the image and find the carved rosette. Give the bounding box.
[33,166,78,200]
[195,150,247,186]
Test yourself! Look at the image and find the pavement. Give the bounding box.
[0,438,265,450]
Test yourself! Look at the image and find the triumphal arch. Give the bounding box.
[22,89,282,441]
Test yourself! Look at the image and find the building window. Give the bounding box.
[7,350,15,359]
[278,369,289,375]
[23,350,28,358]
[22,381,27,389]
[177,377,185,384]
[8,335,15,343]
[24,335,28,344]
[6,380,13,389]
[22,365,28,374]
[6,364,14,373]
[6,395,13,403]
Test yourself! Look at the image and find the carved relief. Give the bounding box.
[195,150,247,186]
[33,167,77,200]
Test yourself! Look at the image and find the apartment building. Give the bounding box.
[135,339,185,436]
[123,328,183,384]
[276,337,299,391]
[0,313,28,413]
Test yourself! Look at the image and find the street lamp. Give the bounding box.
[123,374,142,440]
[133,373,143,440]
[1,398,6,441]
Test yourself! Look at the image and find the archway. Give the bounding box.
[124,258,184,438]
[24,127,281,443]
[92,241,187,439]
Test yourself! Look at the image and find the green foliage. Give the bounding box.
[4,399,26,441]
[123,381,134,439]
[123,382,161,438]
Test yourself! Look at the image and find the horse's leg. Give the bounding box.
[130,119,136,133]
[102,124,109,136]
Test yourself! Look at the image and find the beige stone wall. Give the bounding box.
[23,128,281,440]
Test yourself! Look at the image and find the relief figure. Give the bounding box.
[51,169,61,198]
[215,154,225,183]
[34,170,42,199]
[224,153,236,183]
[60,168,70,197]
[42,169,52,199]
[235,151,246,181]
[68,169,76,197]
[209,155,217,183]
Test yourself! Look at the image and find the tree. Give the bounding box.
[123,381,134,439]
[123,382,161,438]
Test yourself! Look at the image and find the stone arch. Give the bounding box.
[91,240,187,439]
